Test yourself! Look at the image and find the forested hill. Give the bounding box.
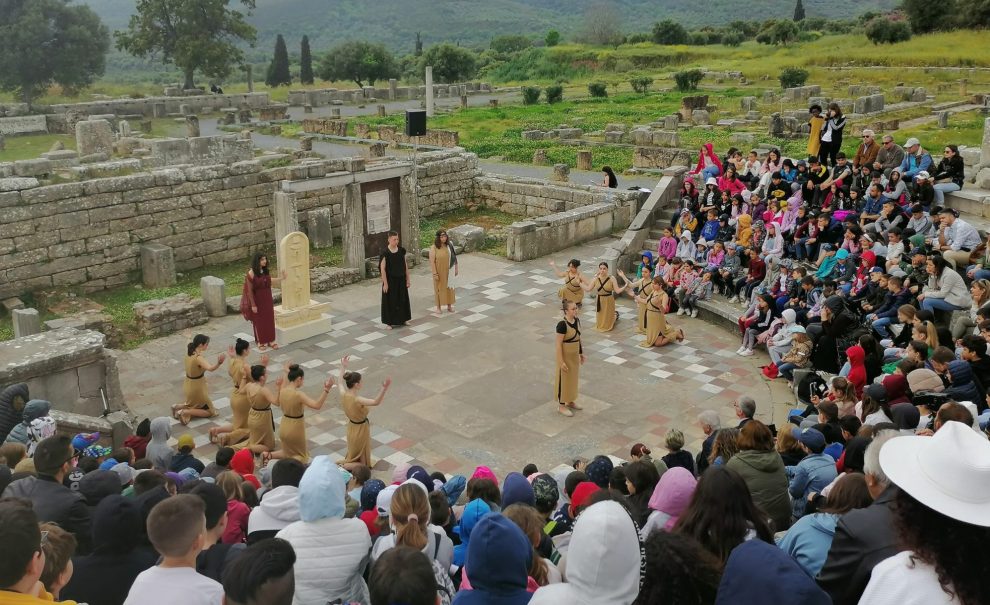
[81,0,896,52]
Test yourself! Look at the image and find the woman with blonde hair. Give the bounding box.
[708,427,740,467]
[217,471,250,544]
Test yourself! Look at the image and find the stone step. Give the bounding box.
[643,238,661,253]
[945,188,990,219]
[931,100,970,112]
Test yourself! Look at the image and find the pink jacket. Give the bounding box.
[657,236,677,261]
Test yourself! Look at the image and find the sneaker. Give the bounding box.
[728,295,738,303]
[736,346,747,355]
[740,348,754,357]
[677,308,685,316]
[691,309,699,318]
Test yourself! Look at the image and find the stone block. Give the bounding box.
[366,142,386,158]
[200,276,227,317]
[604,131,625,144]
[344,157,366,172]
[13,159,52,178]
[557,128,582,140]
[133,294,207,337]
[552,163,569,182]
[75,119,114,157]
[691,109,711,125]
[730,133,758,145]
[651,131,680,147]
[448,224,485,252]
[975,167,990,190]
[2,297,25,313]
[938,111,949,129]
[532,149,549,165]
[740,96,757,111]
[140,243,176,288]
[186,115,200,137]
[576,150,593,171]
[307,208,334,247]
[12,308,41,338]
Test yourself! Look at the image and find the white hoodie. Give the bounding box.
[248,485,301,537]
[529,500,642,605]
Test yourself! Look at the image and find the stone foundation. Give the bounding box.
[0,328,127,417]
[506,202,632,261]
[133,293,208,338]
[633,146,695,169]
[301,118,349,137]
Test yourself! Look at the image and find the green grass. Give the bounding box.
[895,113,989,154]
[0,134,76,161]
[419,207,522,256]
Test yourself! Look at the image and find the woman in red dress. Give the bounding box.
[241,253,285,351]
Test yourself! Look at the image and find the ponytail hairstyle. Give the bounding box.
[630,443,651,458]
[188,334,209,356]
[390,483,430,552]
[830,376,858,404]
[250,364,267,381]
[286,364,304,382]
[234,338,250,356]
[503,504,550,586]
[343,371,362,389]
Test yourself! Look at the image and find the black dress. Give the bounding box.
[380,246,411,326]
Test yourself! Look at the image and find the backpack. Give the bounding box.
[797,372,828,405]
[425,532,455,605]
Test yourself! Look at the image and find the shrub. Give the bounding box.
[521,86,542,105]
[588,82,608,97]
[673,69,704,92]
[626,32,651,44]
[722,32,745,47]
[689,32,709,45]
[630,76,653,94]
[545,30,560,47]
[779,66,809,89]
[865,18,913,45]
[651,19,689,45]
[545,85,563,103]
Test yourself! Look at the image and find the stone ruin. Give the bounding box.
[679,95,710,121]
[521,125,584,141]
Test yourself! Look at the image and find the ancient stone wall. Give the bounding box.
[506,202,634,261]
[415,150,480,217]
[301,118,349,137]
[474,174,639,217]
[633,146,695,169]
[377,125,460,148]
[0,161,282,298]
[0,92,271,122]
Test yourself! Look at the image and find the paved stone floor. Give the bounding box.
[119,239,792,479]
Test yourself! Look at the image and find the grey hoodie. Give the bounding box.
[144,417,174,471]
[248,485,301,540]
[4,399,50,446]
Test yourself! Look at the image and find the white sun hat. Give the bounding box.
[879,420,990,526]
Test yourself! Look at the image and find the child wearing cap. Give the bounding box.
[169,434,205,475]
[784,428,838,521]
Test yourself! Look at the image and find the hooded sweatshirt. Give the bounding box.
[247,485,301,544]
[640,467,696,537]
[502,472,536,509]
[276,456,371,605]
[945,359,982,405]
[61,495,158,605]
[4,398,50,448]
[776,512,841,578]
[144,417,173,472]
[715,539,831,605]
[230,448,262,489]
[675,231,695,260]
[735,214,753,248]
[0,383,29,444]
[845,345,867,398]
[453,513,534,605]
[529,501,642,605]
[454,498,494,568]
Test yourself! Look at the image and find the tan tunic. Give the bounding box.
[594,275,617,332]
[342,391,371,466]
[221,357,250,447]
[636,280,654,335]
[278,385,309,463]
[641,290,679,347]
[558,273,585,305]
[245,384,276,451]
[433,244,456,307]
[554,319,582,404]
[181,354,216,415]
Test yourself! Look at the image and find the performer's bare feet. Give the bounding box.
[258,344,268,352]
[447,305,454,312]
[178,411,190,426]
[269,343,279,350]
[558,404,574,417]
[567,402,583,411]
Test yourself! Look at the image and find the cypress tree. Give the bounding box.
[793,0,806,21]
[300,35,314,84]
[266,34,292,87]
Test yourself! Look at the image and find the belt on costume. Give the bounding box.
[252,407,271,412]
[349,418,369,425]
[186,374,204,379]
[283,413,304,419]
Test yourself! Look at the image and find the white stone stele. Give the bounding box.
[274,231,332,345]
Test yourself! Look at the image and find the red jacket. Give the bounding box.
[692,142,723,174]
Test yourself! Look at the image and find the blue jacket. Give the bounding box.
[777,513,840,578]
[453,499,492,568]
[716,539,831,605]
[899,151,933,179]
[453,513,533,605]
[874,288,912,319]
[701,219,720,242]
[862,194,884,216]
[786,453,838,519]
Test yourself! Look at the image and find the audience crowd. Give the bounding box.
[0,109,988,605]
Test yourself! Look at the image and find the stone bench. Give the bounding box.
[133,293,207,338]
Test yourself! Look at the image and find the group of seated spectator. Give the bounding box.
[1,367,989,605]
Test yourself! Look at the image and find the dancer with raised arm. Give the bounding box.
[637,276,685,348]
[263,364,335,464]
[550,259,587,307]
[242,364,284,454]
[339,355,391,468]
[210,338,268,446]
[555,300,586,417]
[241,252,286,351]
[583,262,626,332]
[619,267,653,335]
[172,334,225,425]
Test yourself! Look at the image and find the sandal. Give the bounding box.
[567,402,583,411]
[270,343,279,350]
[261,451,272,466]
[676,329,685,343]
[558,405,574,417]
[257,344,268,352]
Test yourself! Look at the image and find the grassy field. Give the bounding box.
[0,118,185,163]
[419,208,521,256]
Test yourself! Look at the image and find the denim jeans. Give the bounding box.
[920,297,965,313]
[702,165,721,181]
[778,362,799,381]
[871,317,893,339]
[933,182,960,204]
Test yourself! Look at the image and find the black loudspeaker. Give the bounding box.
[405,109,426,137]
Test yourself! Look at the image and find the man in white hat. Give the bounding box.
[858,421,990,604]
[898,137,933,182]
[853,128,880,172]
[816,431,902,605]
